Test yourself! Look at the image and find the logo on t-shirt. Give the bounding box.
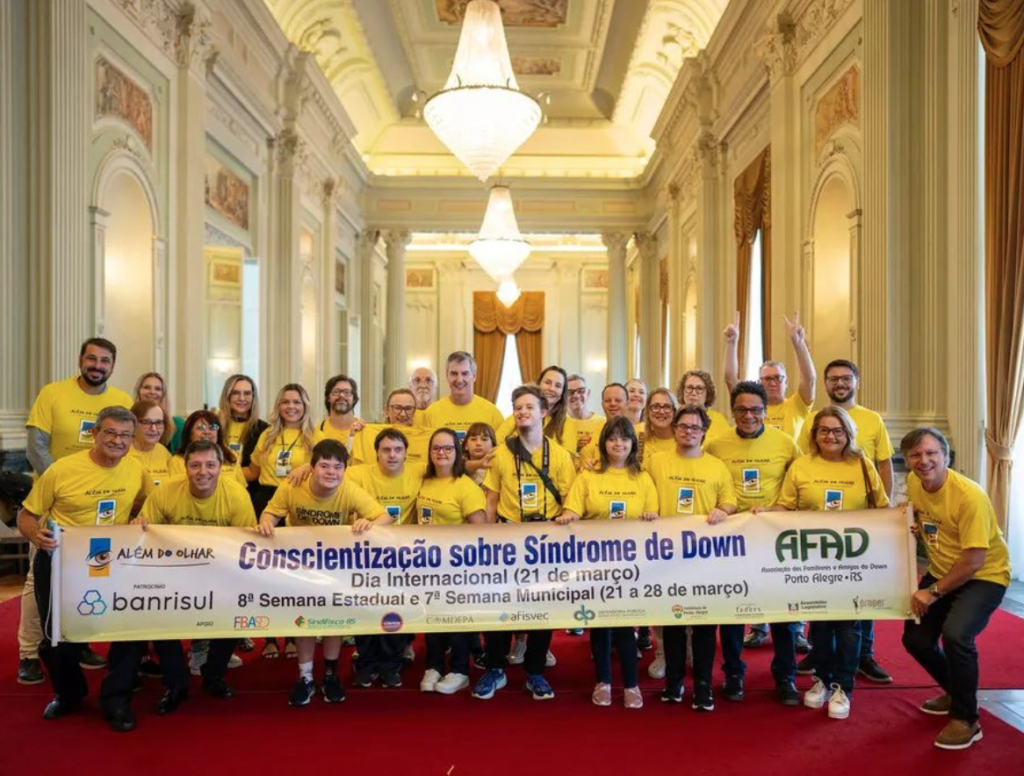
[455,430,466,442]
[742,468,761,494]
[420,506,432,525]
[921,521,939,548]
[824,489,844,511]
[96,499,116,526]
[78,419,96,444]
[677,487,695,514]
[275,451,292,477]
[521,482,538,510]
[609,500,626,520]
[228,442,241,453]
[386,505,401,524]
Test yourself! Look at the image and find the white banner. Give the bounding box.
[57,507,917,641]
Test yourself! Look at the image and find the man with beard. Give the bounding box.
[350,389,432,466]
[17,338,133,685]
[566,374,605,454]
[409,366,438,413]
[318,375,363,446]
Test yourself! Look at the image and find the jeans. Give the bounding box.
[858,619,875,659]
[717,623,748,678]
[590,627,637,687]
[767,622,798,683]
[902,573,1006,724]
[484,630,553,675]
[809,620,860,693]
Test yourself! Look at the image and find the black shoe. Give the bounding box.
[106,707,137,733]
[796,653,815,675]
[42,697,79,720]
[858,657,893,684]
[202,677,234,699]
[289,677,316,707]
[794,632,811,654]
[131,674,143,693]
[660,681,684,703]
[322,673,346,704]
[17,658,45,685]
[722,675,744,701]
[636,628,653,651]
[692,683,714,712]
[471,652,487,670]
[381,672,402,689]
[776,680,800,706]
[138,658,163,678]
[79,646,107,669]
[155,689,188,715]
[352,668,377,688]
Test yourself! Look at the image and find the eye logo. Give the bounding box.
[86,538,112,577]
[77,590,108,616]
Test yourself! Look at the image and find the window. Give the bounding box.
[744,229,765,379]
[494,334,523,417]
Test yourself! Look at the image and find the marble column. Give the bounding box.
[695,131,723,380]
[356,229,381,418]
[636,232,662,388]
[320,180,339,380]
[602,232,629,383]
[267,129,302,392]
[666,185,684,379]
[384,229,412,393]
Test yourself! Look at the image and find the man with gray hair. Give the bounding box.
[409,366,438,412]
[421,351,503,439]
[901,427,1011,750]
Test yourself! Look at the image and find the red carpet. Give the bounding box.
[2,598,1023,775]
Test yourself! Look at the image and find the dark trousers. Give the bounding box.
[590,627,637,687]
[33,550,88,705]
[663,624,718,687]
[716,623,748,679]
[426,632,471,675]
[99,639,190,712]
[809,620,860,693]
[201,638,235,681]
[902,574,1006,724]
[858,619,875,659]
[354,635,408,675]
[484,630,553,675]
[728,621,797,683]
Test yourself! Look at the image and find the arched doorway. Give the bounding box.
[810,175,855,368]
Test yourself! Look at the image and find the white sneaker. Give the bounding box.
[188,649,208,676]
[404,644,416,662]
[227,653,243,669]
[648,655,666,679]
[545,650,557,668]
[507,637,526,665]
[420,668,442,692]
[828,684,850,719]
[804,677,828,709]
[435,672,470,695]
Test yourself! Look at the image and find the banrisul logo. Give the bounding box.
[775,528,869,562]
[86,537,112,577]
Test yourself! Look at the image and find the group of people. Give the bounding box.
[11,317,1011,751]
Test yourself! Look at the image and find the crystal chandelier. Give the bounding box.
[496,277,521,307]
[423,0,542,181]
[469,184,531,281]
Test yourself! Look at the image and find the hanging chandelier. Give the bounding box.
[469,184,531,281]
[423,0,542,181]
[496,277,521,307]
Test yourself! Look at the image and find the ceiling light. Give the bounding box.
[469,184,531,281]
[496,277,521,307]
[423,0,542,181]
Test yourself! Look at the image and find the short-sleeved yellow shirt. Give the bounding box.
[645,450,737,516]
[344,462,425,525]
[483,438,576,522]
[140,476,256,527]
[706,428,801,511]
[416,475,486,525]
[26,377,133,462]
[264,478,385,527]
[776,454,889,512]
[564,467,658,520]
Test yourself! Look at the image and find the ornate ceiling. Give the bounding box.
[263,0,727,180]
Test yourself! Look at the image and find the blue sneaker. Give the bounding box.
[525,674,554,700]
[472,669,507,700]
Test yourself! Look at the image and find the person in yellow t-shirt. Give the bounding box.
[624,379,647,426]
[217,373,269,490]
[128,401,173,486]
[474,385,575,702]
[495,365,578,453]
[417,428,486,696]
[566,374,606,453]
[645,404,738,709]
[900,427,1010,750]
[257,439,386,708]
[675,370,731,445]
[638,388,678,465]
[421,351,504,442]
[768,407,889,720]
[350,389,431,466]
[723,311,817,440]
[462,422,497,487]
[166,410,247,488]
[133,372,185,452]
[556,417,658,710]
[18,406,153,731]
[250,383,318,513]
[316,374,365,446]
[578,383,632,468]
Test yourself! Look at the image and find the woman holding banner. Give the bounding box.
[418,428,487,695]
[767,406,889,720]
[556,416,659,709]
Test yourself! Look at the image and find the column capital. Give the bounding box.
[757,11,797,83]
[384,229,412,258]
[356,229,381,257]
[601,232,629,255]
[174,4,216,77]
[634,232,659,263]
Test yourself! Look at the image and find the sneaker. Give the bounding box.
[795,632,811,654]
[472,669,507,700]
[138,658,163,678]
[420,668,442,692]
[661,681,684,703]
[804,677,828,709]
[17,658,45,685]
[827,684,850,719]
[647,655,666,679]
[623,686,644,709]
[692,683,714,712]
[935,719,983,750]
[352,668,377,688]
[436,672,469,695]
[743,629,770,648]
[289,676,315,706]
[796,653,815,675]
[858,657,893,684]
[403,644,416,663]
[322,673,346,703]
[545,650,557,668]
[381,672,402,689]
[776,680,801,706]
[920,693,953,716]
[188,649,208,676]
[227,653,243,669]
[722,674,744,702]
[79,646,107,669]
[566,628,584,636]
[592,682,612,706]
[636,628,653,651]
[525,674,554,700]
[507,637,526,665]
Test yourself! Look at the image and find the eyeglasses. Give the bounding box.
[683,385,707,394]
[330,389,354,398]
[389,405,416,415]
[139,419,165,428]
[649,403,675,413]
[816,427,847,438]
[733,406,765,417]
[566,388,587,396]
[431,445,456,454]
[99,429,133,441]
[760,375,784,384]
[826,375,855,385]
[194,423,220,433]
[674,423,704,434]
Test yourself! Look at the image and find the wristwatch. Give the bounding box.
[928,583,943,599]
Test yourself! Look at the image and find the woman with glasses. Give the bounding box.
[167,410,247,486]
[134,372,185,453]
[417,428,486,695]
[675,370,730,444]
[217,374,269,490]
[639,388,679,464]
[128,401,173,486]
[761,405,889,720]
[556,417,659,709]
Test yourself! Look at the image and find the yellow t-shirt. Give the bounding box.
[167,453,247,487]
[265,478,384,527]
[225,420,247,454]
[23,449,153,527]
[26,377,133,462]
[765,393,812,440]
[579,421,645,466]
[316,419,356,446]
[350,424,432,466]
[139,476,256,527]
[253,428,314,487]
[706,428,801,511]
[564,467,658,520]
[417,475,487,525]
[128,444,173,487]
[483,438,576,522]
[645,450,738,516]
[421,395,504,439]
[638,432,676,464]
[798,405,895,463]
[571,413,606,453]
[704,408,733,445]
[344,462,426,525]
[776,454,890,512]
[908,470,1011,587]
[496,415,578,451]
